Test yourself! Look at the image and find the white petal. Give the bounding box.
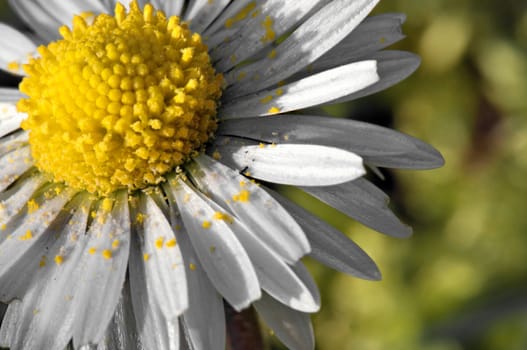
[189,155,309,263]
[166,208,225,350]
[270,187,382,280]
[0,102,26,138]
[220,60,379,118]
[221,142,365,186]
[96,281,143,350]
[185,0,231,33]
[0,147,33,192]
[309,13,407,72]
[0,24,37,76]
[166,177,261,311]
[130,193,188,320]
[0,89,25,104]
[212,0,324,71]
[204,0,258,37]
[3,195,92,350]
[225,0,379,97]
[159,0,185,17]
[0,130,28,158]
[72,192,131,347]
[0,185,74,301]
[0,174,45,232]
[301,178,413,238]
[0,301,21,348]
[254,293,314,350]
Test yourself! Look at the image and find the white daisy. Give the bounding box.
[0,1,443,349]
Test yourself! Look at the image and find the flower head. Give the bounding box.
[0,1,443,349]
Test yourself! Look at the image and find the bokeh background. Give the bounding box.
[1,1,526,350]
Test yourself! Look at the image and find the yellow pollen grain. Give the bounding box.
[27,199,39,213]
[166,238,177,247]
[17,0,223,196]
[102,198,113,212]
[102,249,112,260]
[155,237,165,249]
[210,245,216,253]
[259,95,273,104]
[213,211,234,224]
[136,213,145,224]
[19,230,33,241]
[189,263,196,270]
[275,88,284,96]
[88,247,97,255]
[259,143,266,148]
[7,61,20,72]
[267,49,277,59]
[0,224,5,231]
[54,255,64,265]
[212,150,222,160]
[143,253,150,261]
[268,106,281,114]
[261,16,276,43]
[112,239,120,249]
[225,2,256,28]
[202,220,211,229]
[232,189,250,202]
[39,256,47,267]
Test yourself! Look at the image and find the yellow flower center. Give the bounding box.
[18,1,222,195]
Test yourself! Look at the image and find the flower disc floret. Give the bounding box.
[18,1,223,195]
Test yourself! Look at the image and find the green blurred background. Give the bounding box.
[1,1,527,349]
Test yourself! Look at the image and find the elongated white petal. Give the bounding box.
[189,155,309,263]
[309,13,407,73]
[185,164,319,312]
[213,0,324,71]
[0,186,74,301]
[130,193,188,320]
[0,301,20,348]
[226,0,379,97]
[0,89,24,104]
[254,293,314,350]
[331,51,421,105]
[0,103,26,138]
[3,195,92,350]
[167,178,260,311]
[166,208,225,350]
[72,192,131,347]
[219,142,365,186]
[217,115,445,169]
[0,24,36,75]
[302,178,412,238]
[0,130,28,158]
[0,147,32,192]
[221,60,379,119]
[269,187,381,280]
[0,174,45,234]
[97,281,143,350]
[129,250,180,350]
[159,0,185,17]
[186,0,231,33]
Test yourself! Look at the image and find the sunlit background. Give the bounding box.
[1,1,527,349]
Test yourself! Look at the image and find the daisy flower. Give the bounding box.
[0,1,443,349]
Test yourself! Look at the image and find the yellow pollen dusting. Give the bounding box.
[155,237,165,249]
[54,255,64,265]
[39,256,47,267]
[267,49,277,59]
[166,238,177,247]
[189,263,196,270]
[268,106,281,114]
[112,239,120,249]
[18,1,223,195]
[259,95,273,104]
[143,253,150,261]
[225,2,256,28]
[88,247,97,255]
[19,230,33,241]
[261,16,276,43]
[232,189,250,202]
[7,61,20,72]
[213,211,234,224]
[202,220,211,229]
[102,249,112,259]
[27,199,39,213]
[136,213,145,224]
